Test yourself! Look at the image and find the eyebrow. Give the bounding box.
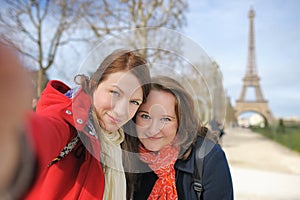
[111,85,124,95]
[137,110,148,114]
[162,115,176,119]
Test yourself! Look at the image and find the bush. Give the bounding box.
[251,125,300,153]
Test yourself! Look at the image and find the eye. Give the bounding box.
[140,113,151,120]
[161,117,171,122]
[110,90,120,97]
[130,100,140,106]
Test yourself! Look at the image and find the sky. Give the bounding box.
[184,0,300,119]
[3,0,297,120]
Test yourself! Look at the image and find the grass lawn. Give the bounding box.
[251,125,300,153]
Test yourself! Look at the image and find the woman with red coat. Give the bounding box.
[0,37,151,200]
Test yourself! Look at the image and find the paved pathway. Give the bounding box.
[222,127,300,200]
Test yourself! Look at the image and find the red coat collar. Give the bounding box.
[37,80,101,160]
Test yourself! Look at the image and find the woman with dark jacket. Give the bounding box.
[123,76,233,200]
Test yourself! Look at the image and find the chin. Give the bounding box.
[143,143,161,152]
[103,124,119,133]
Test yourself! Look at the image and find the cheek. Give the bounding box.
[93,93,112,113]
[135,117,150,129]
[164,125,178,139]
[136,127,143,138]
[128,106,139,118]
[135,122,147,138]
[135,120,143,132]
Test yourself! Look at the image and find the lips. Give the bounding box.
[106,113,121,124]
[145,135,162,140]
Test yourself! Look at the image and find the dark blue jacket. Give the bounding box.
[133,136,234,200]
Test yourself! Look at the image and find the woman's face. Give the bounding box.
[93,71,143,132]
[136,90,178,151]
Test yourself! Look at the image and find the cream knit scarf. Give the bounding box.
[91,110,126,200]
[99,127,126,200]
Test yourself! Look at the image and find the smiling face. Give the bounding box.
[93,71,143,132]
[136,90,178,152]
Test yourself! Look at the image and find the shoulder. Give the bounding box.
[194,136,229,171]
[35,80,90,128]
[195,136,223,156]
[195,136,232,185]
[195,136,233,199]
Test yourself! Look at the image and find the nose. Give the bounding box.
[146,119,163,137]
[112,98,128,119]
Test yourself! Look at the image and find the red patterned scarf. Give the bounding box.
[139,143,180,200]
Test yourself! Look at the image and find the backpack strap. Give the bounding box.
[193,137,205,199]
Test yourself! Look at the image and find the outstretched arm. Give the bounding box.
[0,37,34,198]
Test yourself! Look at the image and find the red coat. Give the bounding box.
[23,80,104,200]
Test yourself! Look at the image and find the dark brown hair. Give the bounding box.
[149,76,207,158]
[122,76,208,199]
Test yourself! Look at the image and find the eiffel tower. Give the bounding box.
[235,7,273,125]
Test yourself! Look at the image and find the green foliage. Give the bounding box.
[251,125,300,153]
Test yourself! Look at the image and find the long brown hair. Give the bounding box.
[75,49,151,103]
[75,49,151,162]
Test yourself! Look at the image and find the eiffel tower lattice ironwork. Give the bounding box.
[235,7,273,124]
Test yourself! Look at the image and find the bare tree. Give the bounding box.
[0,0,87,96]
[82,0,188,58]
[0,0,188,96]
